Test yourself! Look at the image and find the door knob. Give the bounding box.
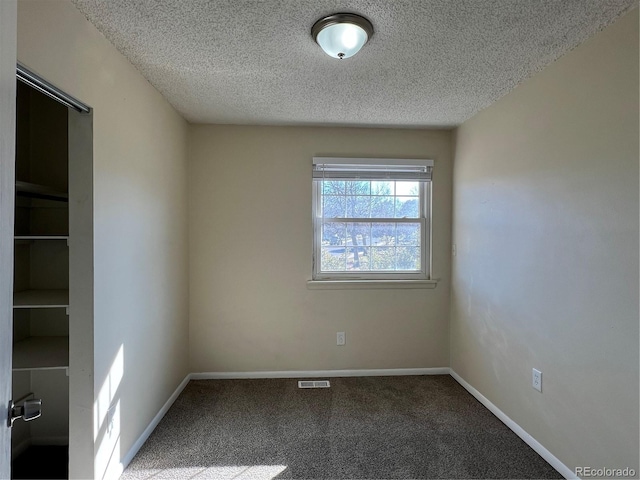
[7,394,42,427]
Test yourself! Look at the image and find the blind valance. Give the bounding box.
[313,157,433,181]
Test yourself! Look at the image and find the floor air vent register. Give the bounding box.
[298,380,331,388]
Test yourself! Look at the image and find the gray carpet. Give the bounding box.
[122,376,562,479]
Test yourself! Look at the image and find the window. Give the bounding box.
[312,157,433,281]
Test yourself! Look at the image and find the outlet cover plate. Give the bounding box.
[532,368,542,392]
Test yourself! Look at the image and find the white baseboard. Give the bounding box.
[449,369,575,480]
[191,367,450,380]
[121,374,191,471]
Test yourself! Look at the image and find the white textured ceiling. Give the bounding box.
[71,0,636,127]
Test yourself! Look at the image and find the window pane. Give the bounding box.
[346,246,370,271]
[346,195,370,217]
[322,222,346,246]
[396,181,418,196]
[322,180,345,195]
[321,247,346,271]
[321,222,422,273]
[371,196,394,218]
[371,247,395,270]
[345,180,370,195]
[371,181,394,196]
[396,247,420,270]
[346,222,371,246]
[372,223,395,246]
[396,224,420,246]
[395,197,419,218]
[323,195,346,218]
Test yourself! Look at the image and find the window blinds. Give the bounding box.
[312,157,433,181]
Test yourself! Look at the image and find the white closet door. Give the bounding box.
[0,0,17,476]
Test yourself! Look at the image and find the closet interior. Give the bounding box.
[11,80,72,478]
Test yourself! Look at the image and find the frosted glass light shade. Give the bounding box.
[316,23,368,59]
[312,13,374,60]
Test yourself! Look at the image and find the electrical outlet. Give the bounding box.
[337,332,346,346]
[532,368,542,392]
[452,243,457,256]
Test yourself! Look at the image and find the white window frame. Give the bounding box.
[312,157,433,281]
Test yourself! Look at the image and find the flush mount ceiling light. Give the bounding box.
[312,13,374,59]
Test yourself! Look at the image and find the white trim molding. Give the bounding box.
[191,367,450,380]
[449,370,575,479]
[306,279,438,290]
[121,374,191,472]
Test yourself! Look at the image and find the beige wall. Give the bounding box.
[451,8,639,474]
[189,125,452,372]
[17,1,190,478]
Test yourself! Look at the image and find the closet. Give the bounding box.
[12,79,69,477]
[11,71,92,478]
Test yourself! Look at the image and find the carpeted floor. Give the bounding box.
[122,376,562,479]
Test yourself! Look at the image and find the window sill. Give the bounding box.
[306,279,438,290]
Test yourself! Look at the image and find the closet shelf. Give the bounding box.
[15,235,69,246]
[13,289,69,308]
[15,235,69,240]
[16,181,68,202]
[13,336,69,371]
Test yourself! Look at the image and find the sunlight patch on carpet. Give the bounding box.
[127,465,288,479]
